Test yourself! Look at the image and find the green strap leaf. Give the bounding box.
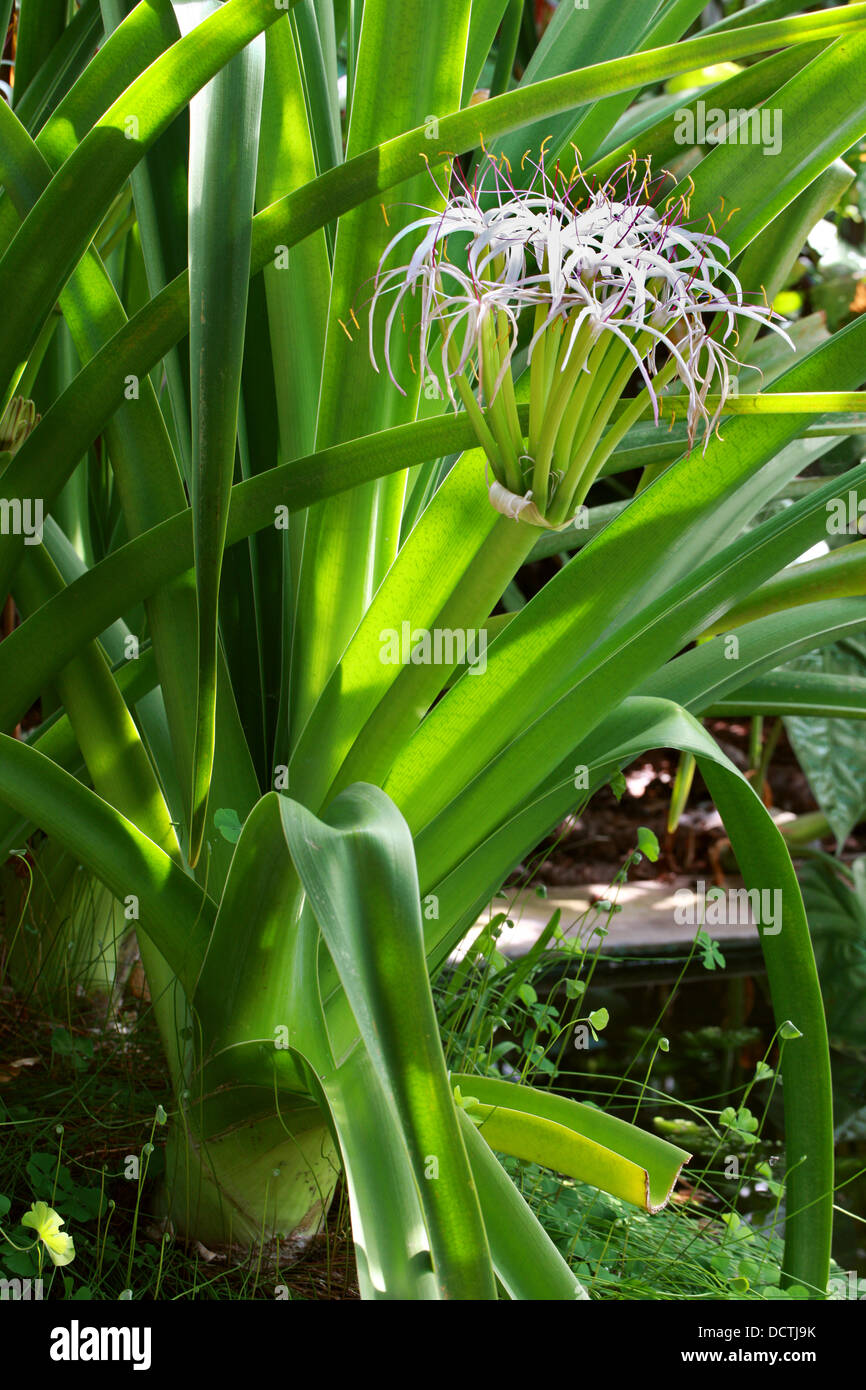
[384,316,866,841]
[288,447,526,809]
[13,0,104,136]
[11,0,68,105]
[698,757,834,1291]
[280,784,496,1300]
[702,540,866,638]
[451,1073,691,1214]
[175,1,265,865]
[589,41,822,184]
[0,0,290,403]
[0,413,487,735]
[643,598,866,714]
[316,1048,443,1300]
[0,734,213,992]
[463,0,510,103]
[708,671,866,721]
[457,1107,588,1301]
[0,63,259,890]
[291,0,470,740]
[676,29,866,261]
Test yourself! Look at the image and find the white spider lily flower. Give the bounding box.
[368,155,793,526]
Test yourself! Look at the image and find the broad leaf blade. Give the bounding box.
[451,1074,691,1213]
[280,784,497,1300]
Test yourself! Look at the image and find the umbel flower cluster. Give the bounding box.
[369,153,792,528]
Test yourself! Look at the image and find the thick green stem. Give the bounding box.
[496,308,525,475]
[551,331,618,477]
[325,513,538,803]
[552,331,636,497]
[162,1092,338,1251]
[594,354,680,481]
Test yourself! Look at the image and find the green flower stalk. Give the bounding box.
[369,155,792,528]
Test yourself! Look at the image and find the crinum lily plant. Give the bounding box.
[3,0,866,1301]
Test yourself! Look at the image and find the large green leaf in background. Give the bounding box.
[254,17,333,772]
[0,0,290,408]
[800,857,866,1059]
[489,0,707,169]
[0,24,260,891]
[784,633,866,847]
[10,0,66,102]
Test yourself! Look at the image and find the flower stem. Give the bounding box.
[549,333,674,526]
[480,313,523,492]
[528,301,548,459]
[591,354,681,489]
[326,513,538,800]
[552,331,621,479]
[496,308,525,478]
[445,332,502,470]
[531,315,596,513]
